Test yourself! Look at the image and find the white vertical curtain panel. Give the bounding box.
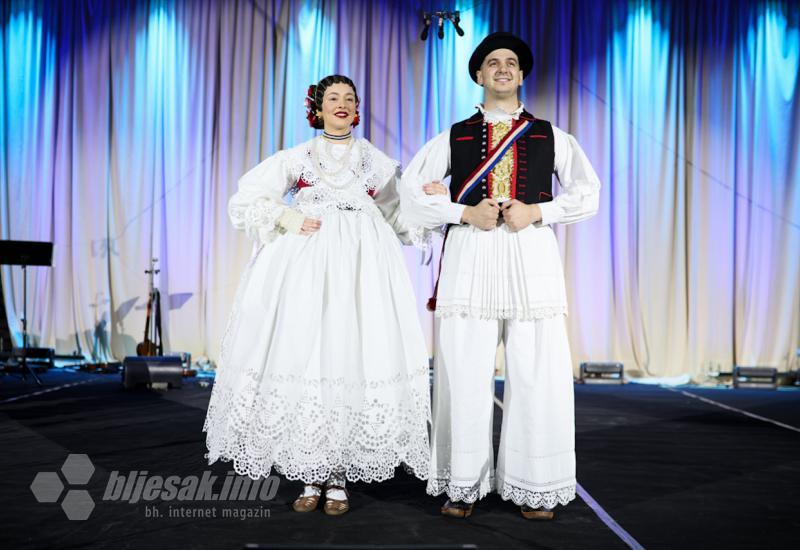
[1,0,798,379]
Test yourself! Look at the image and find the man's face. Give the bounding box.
[475,48,523,99]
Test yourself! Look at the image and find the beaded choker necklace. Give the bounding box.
[322,131,352,141]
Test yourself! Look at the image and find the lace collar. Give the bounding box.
[475,102,525,124]
[286,137,398,194]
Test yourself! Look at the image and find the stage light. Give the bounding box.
[420,12,431,41]
[450,11,465,36]
[420,10,465,41]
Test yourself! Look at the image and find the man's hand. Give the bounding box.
[422,180,448,195]
[501,199,541,232]
[461,198,500,230]
[299,218,322,235]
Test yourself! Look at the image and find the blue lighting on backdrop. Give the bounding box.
[4,7,55,174]
[0,0,797,372]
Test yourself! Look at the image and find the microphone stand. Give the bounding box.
[20,263,42,385]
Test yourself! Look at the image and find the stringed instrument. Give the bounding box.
[136,257,163,356]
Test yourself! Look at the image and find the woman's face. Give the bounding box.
[319,82,357,134]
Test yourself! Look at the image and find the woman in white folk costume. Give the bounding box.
[400,33,601,520]
[203,75,445,516]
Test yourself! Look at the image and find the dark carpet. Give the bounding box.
[1,369,798,549]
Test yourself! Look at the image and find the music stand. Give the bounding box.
[0,240,54,386]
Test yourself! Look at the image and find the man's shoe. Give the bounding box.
[520,505,554,520]
[441,499,474,518]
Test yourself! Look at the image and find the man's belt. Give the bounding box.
[454,119,532,204]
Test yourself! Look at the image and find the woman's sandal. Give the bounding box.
[323,485,350,516]
[292,484,324,513]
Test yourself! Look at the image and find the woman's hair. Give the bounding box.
[305,74,360,129]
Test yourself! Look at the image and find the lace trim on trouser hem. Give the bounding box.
[426,476,495,504]
[497,479,576,509]
[426,476,576,508]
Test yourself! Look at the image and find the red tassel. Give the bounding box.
[426,225,451,314]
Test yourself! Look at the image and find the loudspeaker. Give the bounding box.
[733,366,777,389]
[579,361,624,385]
[123,355,183,389]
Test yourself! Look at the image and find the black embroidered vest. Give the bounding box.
[449,110,555,206]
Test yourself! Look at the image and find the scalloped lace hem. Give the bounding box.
[434,303,568,321]
[205,447,430,484]
[497,480,576,509]
[204,383,432,484]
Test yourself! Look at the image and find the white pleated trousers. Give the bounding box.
[427,314,577,509]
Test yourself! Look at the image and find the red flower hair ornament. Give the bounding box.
[305,84,320,128]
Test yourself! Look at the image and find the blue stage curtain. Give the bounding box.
[1,0,798,379]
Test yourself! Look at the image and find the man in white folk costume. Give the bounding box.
[400,32,601,519]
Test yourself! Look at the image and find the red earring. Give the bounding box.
[352,111,360,127]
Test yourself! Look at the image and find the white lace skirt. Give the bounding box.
[435,223,568,320]
[204,210,432,483]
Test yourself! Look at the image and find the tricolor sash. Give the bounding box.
[454,119,532,204]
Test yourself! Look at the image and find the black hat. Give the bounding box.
[468,32,533,83]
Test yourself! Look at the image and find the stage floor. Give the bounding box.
[1,369,798,549]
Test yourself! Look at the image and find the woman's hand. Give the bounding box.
[299,218,322,235]
[422,181,448,195]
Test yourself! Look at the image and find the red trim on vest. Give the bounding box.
[455,136,474,141]
[510,119,524,199]
[529,134,548,139]
[539,191,552,200]
[511,141,518,200]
